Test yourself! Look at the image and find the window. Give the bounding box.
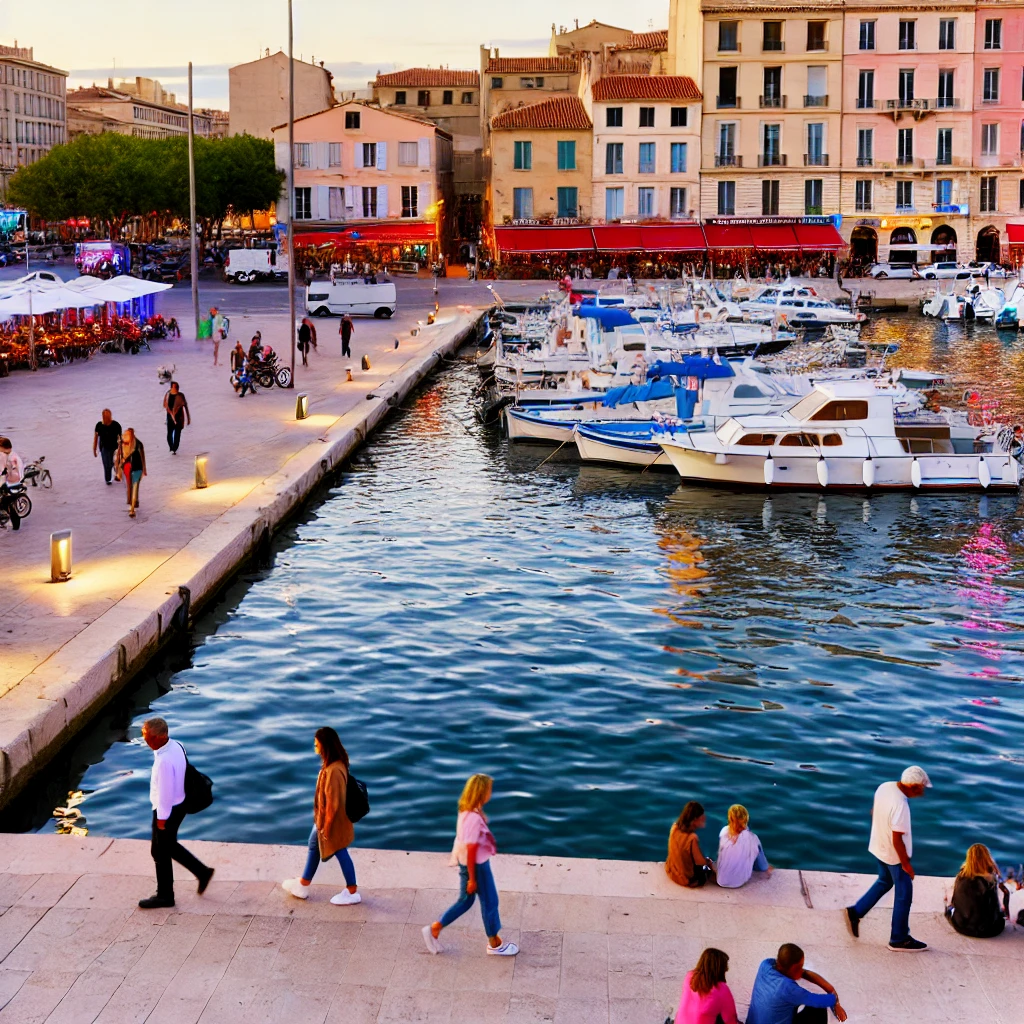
[718,67,738,107]
[670,106,687,127]
[935,128,953,166]
[293,187,311,220]
[329,142,342,166]
[605,186,624,220]
[857,128,873,166]
[362,142,377,167]
[294,142,310,166]
[780,433,821,447]
[361,186,377,218]
[935,178,953,205]
[896,180,914,211]
[442,90,453,105]
[763,66,782,105]
[983,68,999,102]
[606,106,623,127]
[639,107,655,128]
[1020,179,1024,209]
[718,180,736,215]
[763,21,783,51]
[807,123,824,164]
[556,186,578,218]
[937,70,954,108]
[811,400,868,422]
[806,66,827,104]
[638,142,656,173]
[398,141,418,166]
[855,179,872,211]
[345,110,360,129]
[670,142,688,173]
[606,142,623,174]
[557,140,576,171]
[982,123,998,155]
[939,19,955,50]
[897,127,914,164]
[807,21,826,51]
[985,18,1002,49]
[513,187,533,219]
[717,123,736,164]
[899,20,916,50]
[762,179,780,215]
[401,185,418,218]
[762,123,780,164]
[899,69,915,106]
[638,187,655,217]
[417,90,430,106]
[670,187,688,218]
[520,76,544,88]
[513,140,532,170]
[462,91,474,104]
[491,77,503,89]
[980,176,997,212]
[395,90,407,104]
[804,178,823,214]
[719,21,738,51]
[857,70,874,108]
[859,21,875,50]
[737,433,776,446]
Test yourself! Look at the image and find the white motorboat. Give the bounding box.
[658,380,1020,491]
[966,284,1007,322]
[739,280,865,329]
[921,288,967,321]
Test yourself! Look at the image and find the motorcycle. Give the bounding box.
[0,479,31,530]
[249,347,292,389]
[21,456,52,489]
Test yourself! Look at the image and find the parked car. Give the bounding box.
[921,262,971,280]
[966,261,1012,279]
[868,263,921,280]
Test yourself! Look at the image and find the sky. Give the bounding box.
[0,0,669,108]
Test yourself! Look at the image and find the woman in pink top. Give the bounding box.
[676,948,739,1024]
[422,773,518,957]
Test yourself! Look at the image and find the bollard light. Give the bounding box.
[50,529,72,583]
[345,367,353,382]
[295,393,309,420]
[194,453,209,489]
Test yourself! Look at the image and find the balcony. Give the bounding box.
[759,94,787,108]
[933,97,960,109]
[715,154,742,167]
[716,96,740,109]
[762,41,785,52]
[804,153,829,166]
[887,98,928,110]
[758,153,787,167]
[856,156,873,167]
[804,94,828,107]
[856,98,879,109]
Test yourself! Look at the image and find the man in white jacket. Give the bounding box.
[138,717,214,909]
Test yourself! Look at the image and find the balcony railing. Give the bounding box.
[716,96,740,109]
[758,153,787,167]
[887,98,929,110]
[807,41,829,52]
[933,97,960,109]
[715,154,742,167]
[895,204,915,213]
[759,94,787,108]
[856,156,873,166]
[982,95,1000,104]
[896,156,915,166]
[718,43,741,53]
[804,153,829,166]
[762,40,785,52]
[804,94,828,107]
[854,202,873,213]
[856,98,879,109]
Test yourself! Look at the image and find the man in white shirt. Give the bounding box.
[138,717,213,909]
[846,765,931,951]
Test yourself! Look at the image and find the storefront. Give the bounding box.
[291,222,439,269]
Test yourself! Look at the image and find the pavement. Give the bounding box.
[0,833,1018,1023]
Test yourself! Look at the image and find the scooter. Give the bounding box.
[0,480,31,530]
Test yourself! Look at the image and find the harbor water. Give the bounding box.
[6,314,1024,875]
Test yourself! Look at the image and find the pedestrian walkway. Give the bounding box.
[0,834,1016,1023]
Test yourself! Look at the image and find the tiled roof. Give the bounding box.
[591,75,702,102]
[485,56,580,74]
[374,68,479,88]
[612,30,669,52]
[490,95,592,131]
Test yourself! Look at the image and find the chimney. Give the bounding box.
[107,77,113,89]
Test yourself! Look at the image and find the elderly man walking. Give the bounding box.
[846,765,931,951]
[138,717,214,909]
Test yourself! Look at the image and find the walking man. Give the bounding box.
[846,765,931,951]
[340,314,354,358]
[297,319,311,367]
[138,717,214,909]
[210,307,227,366]
[162,381,190,454]
[93,409,122,485]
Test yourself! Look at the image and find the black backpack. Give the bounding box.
[345,771,370,823]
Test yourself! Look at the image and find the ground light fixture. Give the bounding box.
[295,393,309,419]
[50,529,72,582]
[194,453,209,489]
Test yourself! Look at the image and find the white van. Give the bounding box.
[224,248,289,283]
[305,279,397,318]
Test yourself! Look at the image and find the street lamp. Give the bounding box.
[286,0,297,387]
[50,530,72,582]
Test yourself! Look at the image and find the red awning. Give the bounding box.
[793,223,846,251]
[592,225,645,251]
[639,224,707,252]
[293,223,437,247]
[493,226,596,253]
[1006,223,1024,245]
[750,225,801,251]
[703,224,755,249]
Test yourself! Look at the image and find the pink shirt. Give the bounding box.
[675,973,738,1024]
[449,809,497,865]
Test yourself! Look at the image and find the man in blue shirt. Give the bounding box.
[746,943,847,1024]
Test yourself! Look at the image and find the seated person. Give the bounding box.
[746,943,847,1024]
[666,801,715,888]
[946,843,1005,938]
[716,804,773,888]
[675,947,739,1024]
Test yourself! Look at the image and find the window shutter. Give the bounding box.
[274,141,288,170]
[329,187,344,219]
[419,182,430,216]
[345,185,356,209]
[376,184,389,217]
[316,142,328,169]
[377,141,387,170]
[307,186,319,220]
[316,185,331,220]
[418,137,431,167]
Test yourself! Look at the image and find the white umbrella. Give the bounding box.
[0,287,95,317]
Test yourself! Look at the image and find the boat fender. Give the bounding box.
[816,458,829,488]
[763,455,775,486]
[862,457,875,488]
[911,458,922,489]
[715,452,729,464]
[979,458,991,489]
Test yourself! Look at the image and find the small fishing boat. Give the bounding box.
[573,420,676,468]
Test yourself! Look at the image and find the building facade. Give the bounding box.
[67,83,212,140]
[0,43,67,196]
[230,51,334,140]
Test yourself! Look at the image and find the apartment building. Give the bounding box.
[230,50,334,140]
[0,43,67,195]
[479,51,584,142]
[591,75,702,223]
[67,83,212,140]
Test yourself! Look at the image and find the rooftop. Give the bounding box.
[271,99,448,135]
[611,30,670,52]
[485,56,581,75]
[375,68,479,89]
[491,95,592,131]
[591,75,702,102]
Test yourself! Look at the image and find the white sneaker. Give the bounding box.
[330,889,362,905]
[422,924,442,955]
[282,878,309,900]
[486,941,519,956]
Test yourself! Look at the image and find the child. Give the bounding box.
[422,774,518,957]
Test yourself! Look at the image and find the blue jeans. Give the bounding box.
[439,860,501,938]
[301,825,356,887]
[100,446,116,483]
[754,842,769,873]
[854,857,913,943]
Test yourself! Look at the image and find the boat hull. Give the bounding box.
[573,424,672,468]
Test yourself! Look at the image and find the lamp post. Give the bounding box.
[286,0,297,387]
[188,62,200,341]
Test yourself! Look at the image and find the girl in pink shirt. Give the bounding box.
[676,948,739,1024]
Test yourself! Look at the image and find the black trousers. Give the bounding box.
[166,415,183,452]
[793,1007,828,1024]
[151,803,207,899]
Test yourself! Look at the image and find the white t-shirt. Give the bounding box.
[715,826,762,888]
[868,780,913,864]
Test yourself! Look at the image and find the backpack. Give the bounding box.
[181,744,214,815]
[345,771,370,823]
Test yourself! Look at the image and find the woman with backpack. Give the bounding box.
[282,727,361,905]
